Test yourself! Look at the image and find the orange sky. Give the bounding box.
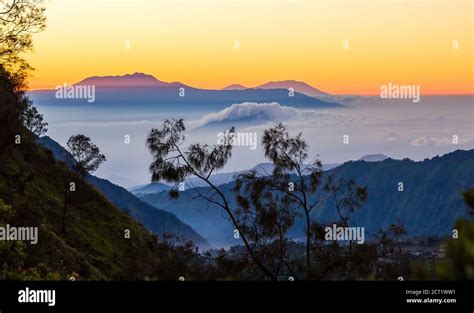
[26,0,473,95]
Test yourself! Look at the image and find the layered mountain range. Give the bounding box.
[36,136,210,249]
[138,150,474,247]
[222,79,327,97]
[29,73,341,109]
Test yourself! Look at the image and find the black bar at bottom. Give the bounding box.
[0,281,472,313]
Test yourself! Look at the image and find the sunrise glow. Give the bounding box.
[27,0,473,95]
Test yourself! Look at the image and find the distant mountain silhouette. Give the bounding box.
[75,72,187,88]
[139,150,474,247]
[359,154,389,162]
[36,136,210,249]
[251,162,341,174]
[130,182,171,196]
[220,80,328,97]
[255,80,327,97]
[31,73,340,109]
[31,85,341,110]
[73,74,326,99]
[222,84,247,90]
[130,161,342,196]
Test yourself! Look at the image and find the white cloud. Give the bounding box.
[410,137,429,147]
[197,102,301,126]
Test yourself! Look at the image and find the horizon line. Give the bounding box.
[27,72,474,96]
[27,85,474,97]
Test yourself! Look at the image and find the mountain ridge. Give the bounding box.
[32,73,333,102]
[36,136,210,249]
[222,84,247,90]
[359,154,390,162]
[138,149,474,247]
[0,136,205,279]
[255,80,327,97]
[75,72,188,88]
[129,161,342,195]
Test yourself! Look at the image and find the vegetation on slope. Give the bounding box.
[0,139,213,280]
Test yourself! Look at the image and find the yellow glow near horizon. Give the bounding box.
[26,0,473,95]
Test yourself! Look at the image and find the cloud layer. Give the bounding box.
[197,102,301,126]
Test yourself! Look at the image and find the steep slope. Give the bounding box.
[86,175,209,249]
[0,139,204,280]
[36,136,209,249]
[322,151,473,236]
[141,187,237,247]
[139,150,474,247]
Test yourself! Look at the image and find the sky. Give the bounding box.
[27,0,473,95]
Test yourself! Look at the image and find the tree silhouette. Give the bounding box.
[22,101,47,137]
[463,189,474,216]
[67,134,106,178]
[0,0,46,147]
[0,0,46,70]
[233,171,299,279]
[234,123,368,278]
[147,120,372,280]
[147,119,277,279]
[434,189,474,280]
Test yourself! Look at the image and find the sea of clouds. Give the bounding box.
[35,97,474,188]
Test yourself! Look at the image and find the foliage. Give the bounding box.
[0,0,46,71]
[436,220,474,280]
[22,101,48,136]
[0,5,216,280]
[463,189,474,216]
[0,0,46,148]
[66,134,106,177]
[147,120,407,280]
[147,119,280,279]
[434,189,474,280]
